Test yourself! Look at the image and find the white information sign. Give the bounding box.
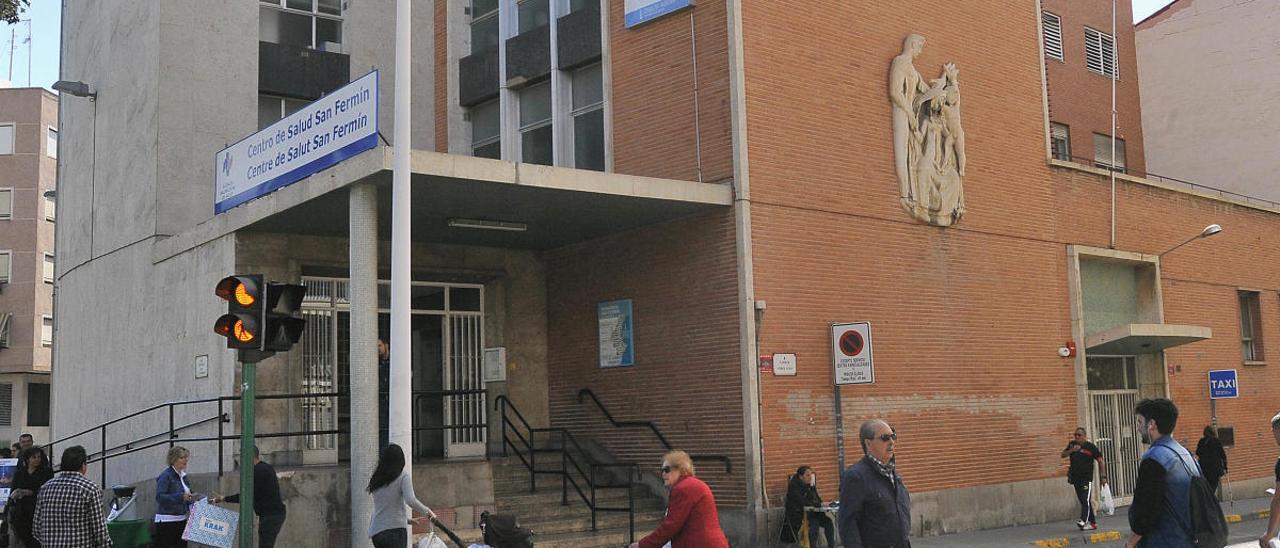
[832,322,874,385]
[773,353,797,376]
[214,70,379,213]
[484,347,508,382]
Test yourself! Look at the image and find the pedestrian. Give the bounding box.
[629,450,729,548]
[213,446,287,548]
[367,444,435,548]
[153,446,197,548]
[1125,398,1198,548]
[783,465,835,547]
[1195,425,1227,496]
[1259,411,1280,547]
[17,433,34,452]
[1060,426,1108,530]
[10,445,56,547]
[838,419,911,548]
[378,338,390,450]
[32,445,112,547]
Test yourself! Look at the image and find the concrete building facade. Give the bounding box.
[52,0,1280,545]
[1136,0,1280,204]
[0,86,57,448]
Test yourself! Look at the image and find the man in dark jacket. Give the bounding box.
[839,419,910,548]
[784,466,835,546]
[215,446,287,548]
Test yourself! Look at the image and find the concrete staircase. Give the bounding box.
[488,457,667,548]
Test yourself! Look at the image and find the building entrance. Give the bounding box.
[298,278,486,461]
[1086,355,1142,505]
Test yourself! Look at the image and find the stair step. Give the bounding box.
[527,526,647,548]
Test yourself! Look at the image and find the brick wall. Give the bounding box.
[1042,0,1147,174]
[544,210,747,507]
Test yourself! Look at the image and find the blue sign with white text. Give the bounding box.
[624,0,693,28]
[1208,369,1238,399]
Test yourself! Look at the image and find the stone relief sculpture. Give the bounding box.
[889,34,967,227]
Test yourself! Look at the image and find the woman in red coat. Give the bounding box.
[631,450,730,548]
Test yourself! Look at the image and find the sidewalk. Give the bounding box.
[910,496,1273,547]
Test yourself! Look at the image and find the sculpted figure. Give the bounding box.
[889,36,967,226]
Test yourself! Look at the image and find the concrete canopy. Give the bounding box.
[1084,323,1212,355]
[156,147,733,260]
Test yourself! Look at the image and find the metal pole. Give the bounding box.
[1109,0,1117,249]
[390,3,414,546]
[239,361,257,548]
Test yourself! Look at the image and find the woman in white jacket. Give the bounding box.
[367,444,436,547]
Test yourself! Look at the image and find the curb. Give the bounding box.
[1029,510,1271,546]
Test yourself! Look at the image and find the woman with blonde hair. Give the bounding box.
[630,450,729,548]
[154,445,198,547]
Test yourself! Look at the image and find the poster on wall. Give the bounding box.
[0,457,17,511]
[598,299,635,368]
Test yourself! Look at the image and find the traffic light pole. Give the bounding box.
[239,358,257,547]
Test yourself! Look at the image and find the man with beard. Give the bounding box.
[1126,398,1198,548]
[838,419,910,548]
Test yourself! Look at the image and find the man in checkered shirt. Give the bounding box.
[34,445,113,547]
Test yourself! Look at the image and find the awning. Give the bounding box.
[1085,323,1212,355]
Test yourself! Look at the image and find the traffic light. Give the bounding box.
[214,275,264,349]
[262,282,307,352]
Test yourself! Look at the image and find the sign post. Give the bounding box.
[831,322,875,472]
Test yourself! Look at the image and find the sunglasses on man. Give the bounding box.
[866,433,897,442]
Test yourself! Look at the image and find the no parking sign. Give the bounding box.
[832,322,875,385]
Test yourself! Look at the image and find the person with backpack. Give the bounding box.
[367,444,435,548]
[1125,398,1227,548]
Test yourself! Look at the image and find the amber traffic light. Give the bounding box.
[215,275,264,350]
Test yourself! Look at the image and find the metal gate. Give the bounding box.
[445,314,485,457]
[1089,389,1141,503]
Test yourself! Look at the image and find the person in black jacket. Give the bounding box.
[9,446,54,547]
[1195,425,1227,496]
[214,446,287,548]
[783,466,835,547]
[839,419,911,548]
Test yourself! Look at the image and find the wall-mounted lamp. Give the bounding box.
[446,217,528,232]
[1158,224,1222,258]
[52,80,96,100]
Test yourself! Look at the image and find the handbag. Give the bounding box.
[1098,482,1115,516]
[181,498,239,548]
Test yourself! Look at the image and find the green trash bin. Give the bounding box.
[107,518,152,548]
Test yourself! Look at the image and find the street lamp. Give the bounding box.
[1158,224,1222,257]
[52,80,95,100]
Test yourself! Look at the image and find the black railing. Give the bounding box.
[1053,154,1280,210]
[576,388,732,474]
[495,395,637,542]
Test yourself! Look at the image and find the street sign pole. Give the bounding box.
[239,358,256,547]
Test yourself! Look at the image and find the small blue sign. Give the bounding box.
[624,0,694,28]
[1208,369,1238,399]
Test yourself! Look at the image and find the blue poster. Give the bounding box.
[598,299,635,367]
[624,0,694,28]
[0,457,17,512]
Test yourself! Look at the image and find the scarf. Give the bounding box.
[868,455,896,484]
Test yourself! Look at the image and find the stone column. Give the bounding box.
[349,182,379,545]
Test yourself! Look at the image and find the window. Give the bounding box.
[0,188,12,220]
[260,0,342,51]
[571,64,604,171]
[43,253,54,284]
[0,250,10,285]
[44,193,55,221]
[1086,356,1138,390]
[27,383,50,427]
[46,127,57,159]
[0,124,13,155]
[0,383,11,426]
[470,100,501,159]
[1239,291,1263,361]
[519,82,553,166]
[41,316,53,347]
[1050,123,1071,161]
[0,313,11,349]
[470,0,499,54]
[1093,133,1126,173]
[517,0,550,34]
[1042,11,1064,61]
[258,94,310,130]
[1084,27,1117,78]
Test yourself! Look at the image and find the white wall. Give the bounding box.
[1136,0,1280,203]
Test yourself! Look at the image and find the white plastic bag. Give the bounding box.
[417,533,448,548]
[1099,483,1115,516]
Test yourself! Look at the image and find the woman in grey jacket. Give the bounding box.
[367,444,436,548]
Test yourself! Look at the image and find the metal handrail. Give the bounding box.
[1053,154,1280,210]
[576,388,733,474]
[495,395,638,542]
